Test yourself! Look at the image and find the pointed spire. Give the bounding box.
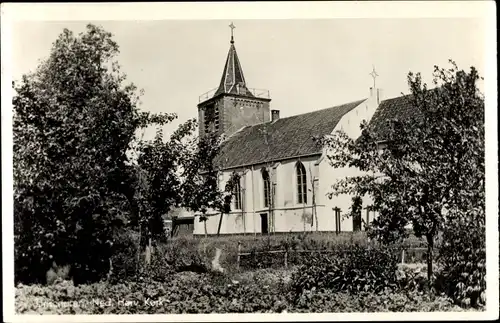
[214,22,254,97]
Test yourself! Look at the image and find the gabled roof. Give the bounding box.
[368,94,424,141]
[215,99,366,169]
[214,42,254,97]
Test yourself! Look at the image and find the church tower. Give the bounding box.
[198,22,272,138]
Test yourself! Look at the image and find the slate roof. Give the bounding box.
[215,99,366,169]
[368,94,424,141]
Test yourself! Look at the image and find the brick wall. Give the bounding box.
[198,94,271,138]
[222,96,271,137]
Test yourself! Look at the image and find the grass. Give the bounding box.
[161,231,429,273]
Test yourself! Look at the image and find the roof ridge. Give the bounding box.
[215,99,366,169]
[380,93,412,103]
[240,98,367,131]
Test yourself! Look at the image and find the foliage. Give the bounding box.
[320,60,485,282]
[349,195,363,230]
[436,209,486,308]
[236,231,428,269]
[134,119,198,245]
[292,288,463,313]
[180,131,239,235]
[16,270,468,314]
[13,24,175,285]
[290,243,399,297]
[108,229,141,282]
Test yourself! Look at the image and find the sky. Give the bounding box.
[11,18,488,140]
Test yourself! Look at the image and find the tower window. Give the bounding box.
[296,162,307,204]
[214,105,220,132]
[203,104,218,133]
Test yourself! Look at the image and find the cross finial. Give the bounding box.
[369,65,379,89]
[229,22,236,43]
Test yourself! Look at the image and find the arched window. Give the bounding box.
[296,162,307,204]
[233,176,242,210]
[262,169,271,208]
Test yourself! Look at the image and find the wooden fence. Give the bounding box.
[236,241,428,269]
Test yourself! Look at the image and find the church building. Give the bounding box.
[192,24,407,235]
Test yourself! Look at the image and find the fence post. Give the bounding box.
[284,249,288,269]
[401,249,405,265]
[237,241,241,269]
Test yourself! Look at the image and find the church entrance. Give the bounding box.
[260,213,269,234]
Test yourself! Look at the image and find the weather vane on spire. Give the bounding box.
[229,22,236,43]
[369,65,379,89]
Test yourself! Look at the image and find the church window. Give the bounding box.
[365,205,376,230]
[233,176,242,210]
[262,169,271,208]
[333,207,342,234]
[296,162,307,204]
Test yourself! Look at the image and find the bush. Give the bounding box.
[290,243,399,297]
[109,229,141,282]
[16,271,466,314]
[292,289,462,313]
[232,232,428,269]
[110,229,179,284]
[159,237,210,272]
[436,215,486,308]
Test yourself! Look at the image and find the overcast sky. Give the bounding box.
[11,18,487,139]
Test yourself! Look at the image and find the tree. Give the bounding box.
[215,172,240,236]
[13,24,174,284]
[320,60,484,285]
[134,119,198,245]
[181,131,237,237]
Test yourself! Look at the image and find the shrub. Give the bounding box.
[396,264,429,292]
[290,243,399,298]
[436,215,486,308]
[16,271,466,314]
[109,229,141,282]
[160,237,209,272]
[292,288,462,313]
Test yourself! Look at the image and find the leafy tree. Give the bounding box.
[134,119,198,245]
[320,60,484,284]
[181,132,237,237]
[216,172,240,236]
[13,24,174,284]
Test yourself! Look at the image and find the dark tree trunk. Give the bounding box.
[217,212,224,236]
[426,234,434,291]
